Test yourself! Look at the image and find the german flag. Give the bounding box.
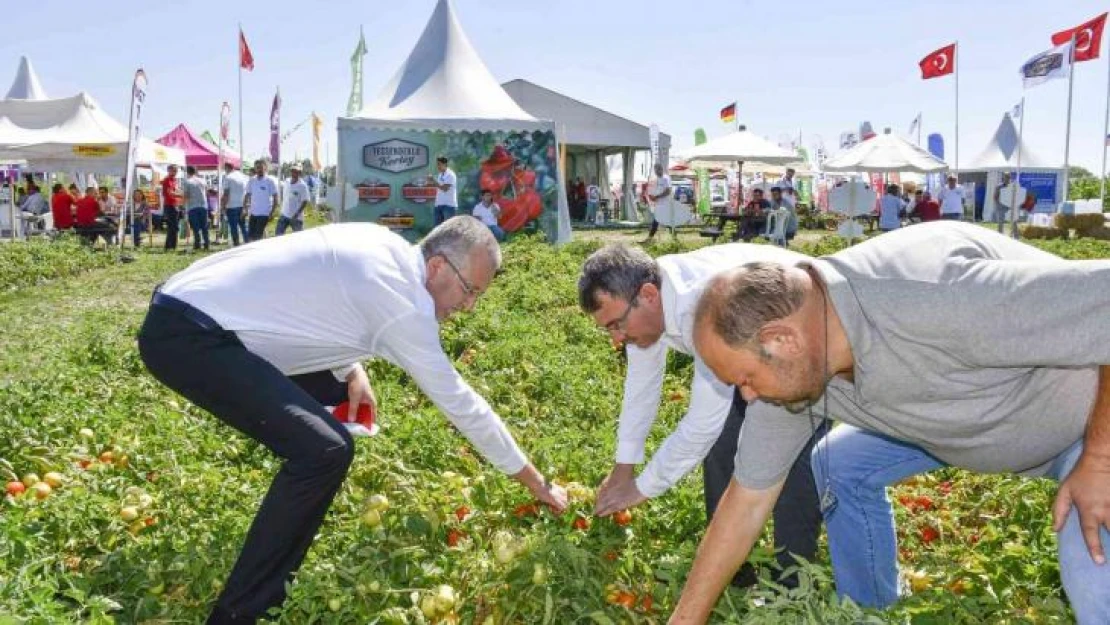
[720,102,736,124]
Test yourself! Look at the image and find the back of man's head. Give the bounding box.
[577,244,660,313]
[695,261,807,348]
[420,215,500,271]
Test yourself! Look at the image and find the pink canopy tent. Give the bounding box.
[155,124,241,170]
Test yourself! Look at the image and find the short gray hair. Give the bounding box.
[694,261,807,348]
[420,215,501,270]
[577,244,660,312]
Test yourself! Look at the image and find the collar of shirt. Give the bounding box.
[657,267,695,354]
[410,245,435,319]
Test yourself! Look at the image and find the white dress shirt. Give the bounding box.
[617,243,810,497]
[938,186,965,216]
[160,223,528,474]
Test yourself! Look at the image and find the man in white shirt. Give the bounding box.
[276,165,311,236]
[776,168,796,194]
[434,156,458,225]
[138,216,567,624]
[938,175,965,220]
[183,166,210,251]
[244,159,279,242]
[640,163,672,244]
[577,243,827,588]
[471,188,504,241]
[221,162,250,246]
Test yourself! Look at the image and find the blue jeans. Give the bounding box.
[434,204,456,225]
[187,207,209,250]
[226,208,247,246]
[814,425,1110,624]
[275,216,303,236]
[131,221,146,248]
[487,224,505,242]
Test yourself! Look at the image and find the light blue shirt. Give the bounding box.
[879,195,905,231]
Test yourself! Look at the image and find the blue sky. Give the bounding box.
[5,0,1110,172]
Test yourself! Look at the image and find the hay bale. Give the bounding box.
[1072,213,1107,234]
[1020,225,1068,240]
[1054,213,1077,230]
[1079,225,1110,241]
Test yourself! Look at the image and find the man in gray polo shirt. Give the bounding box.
[670,222,1110,624]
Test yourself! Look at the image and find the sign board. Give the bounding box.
[72,145,115,157]
[363,139,429,173]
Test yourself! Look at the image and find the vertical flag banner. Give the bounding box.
[919,43,956,79]
[927,133,945,193]
[120,69,147,246]
[269,89,281,164]
[312,113,323,173]
[220,102,231,142]
[1020,42,1073,88]
[694,128,710,215]
[1051,13,1107,62]
[859,121,876,141]
[239,28,255,71]
[649,123,660,167]
[719,102,736,124]
[347,27,368,116]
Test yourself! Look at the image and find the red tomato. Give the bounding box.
[572,516,590,531]
[446,529,465,547]
[513,503,539,519]
[454,505,470,522]
[612,510,632,526]
[920,526,940,544]
[5,481,25,497]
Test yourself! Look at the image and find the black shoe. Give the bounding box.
[730,562,760,588]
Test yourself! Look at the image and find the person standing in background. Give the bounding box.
[184,166,210,252]
[161,164,183,250]
[433,156,458,225]
[245,159,280,242]
[222,162,250,246]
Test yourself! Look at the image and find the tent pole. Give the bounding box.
[1101,40,1110,209]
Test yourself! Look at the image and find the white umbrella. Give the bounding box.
[823,129,947,173]
[681,125,800,167]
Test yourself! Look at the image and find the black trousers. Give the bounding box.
[703,389,829,586]
[138,296,354,623]
[163,207,180,250]
[247,215,269,242]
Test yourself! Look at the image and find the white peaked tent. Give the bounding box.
[338,0,570,242]
[5,56,48,101]
[823,129,947,173]
[0,92,185,173]
[962,114,1064,218]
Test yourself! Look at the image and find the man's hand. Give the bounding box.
[345,365,376,422]
[595,464,647,516]
[1053,453,1110,565]
[512,464,568,514]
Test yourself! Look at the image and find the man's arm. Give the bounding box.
[669,478,783,624]
[1054,364,1110,564]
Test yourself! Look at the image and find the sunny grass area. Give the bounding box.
[1,230,1109,623]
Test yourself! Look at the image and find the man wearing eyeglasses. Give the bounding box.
[576,243,828,588]
[138,216,567,624]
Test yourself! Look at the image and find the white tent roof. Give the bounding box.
[822,130,947,173]
[962,114,1059,171]
[681,126,800,167]
[341,0,547,133]
[500,79,669,152]
[0,92,185,172]
[4,56,48,101]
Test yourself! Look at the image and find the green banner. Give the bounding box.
[694,128,710,215]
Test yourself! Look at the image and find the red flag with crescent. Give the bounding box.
[919,43,956,79]
[1052,13,1107,62]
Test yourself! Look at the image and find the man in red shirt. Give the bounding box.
[914,190,941,222]
[161,164,183,250]
[50,183,75,230]
[74,185,115,244]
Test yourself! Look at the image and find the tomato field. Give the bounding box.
[2,232,1109,624]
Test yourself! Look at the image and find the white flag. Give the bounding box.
[1020,42,1073,88]
[120,69,147,246]
[907,113,921,136]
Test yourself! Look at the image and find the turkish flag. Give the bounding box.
[919,43,956,79]
[239,28,255,71]
[1052,13,1107,62]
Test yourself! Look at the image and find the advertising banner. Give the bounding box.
[340,128,560,241]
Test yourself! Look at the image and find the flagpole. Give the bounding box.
[917,113,922,146]
[238,24,245,167]
[954,41,960,187]
[1101,45,1110,208]
[1011,95,1026,240]
[1062,33,1077,205]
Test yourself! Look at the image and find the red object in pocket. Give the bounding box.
[332,401,376,431]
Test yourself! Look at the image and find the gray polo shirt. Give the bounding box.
[735,221,1109,489]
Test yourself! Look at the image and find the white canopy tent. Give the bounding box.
[0,92,185,173]
[961,114,1064,219]
[5,56,48,101]
[822,129,948,174]
[682,125,800,168]
[338,0,571,242]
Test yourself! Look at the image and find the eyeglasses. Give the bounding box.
[438,254,479,298]
[603,295,639,334]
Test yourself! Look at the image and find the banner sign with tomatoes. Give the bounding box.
[340,128,560,241]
